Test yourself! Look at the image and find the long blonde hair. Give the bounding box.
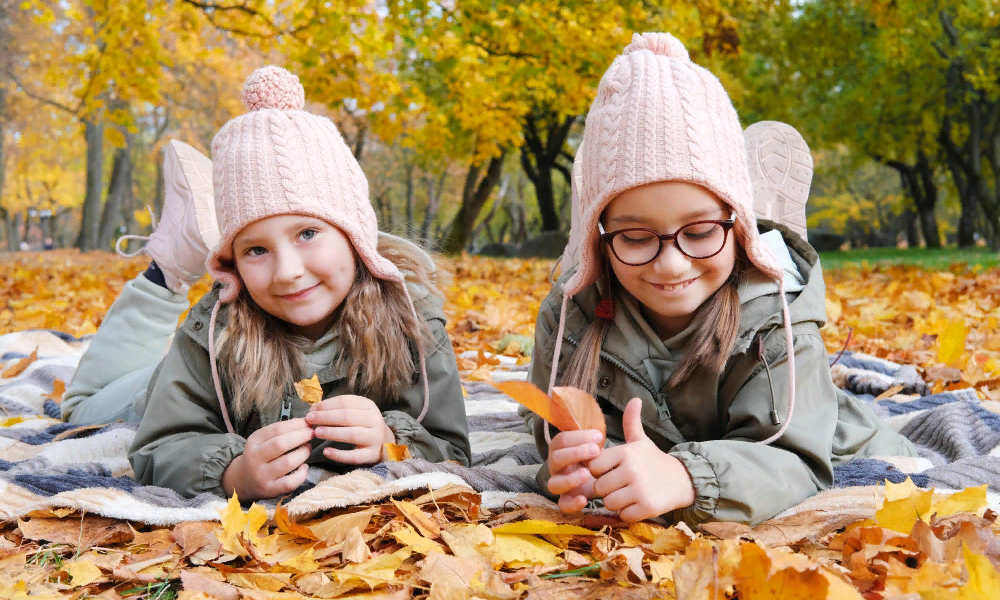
[560,248,750,396]
[216,236,441,422]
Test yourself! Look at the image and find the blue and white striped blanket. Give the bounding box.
[1,330,997,525]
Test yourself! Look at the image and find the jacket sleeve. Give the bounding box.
[383,316,471,467]
[668,326,839,527]
[128,332,245,498]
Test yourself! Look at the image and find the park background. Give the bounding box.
[1,2,1000,599]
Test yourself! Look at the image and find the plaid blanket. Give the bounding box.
[1,330,997,526]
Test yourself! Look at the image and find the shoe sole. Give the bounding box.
[168,140,220,251]
[744,121,813,240]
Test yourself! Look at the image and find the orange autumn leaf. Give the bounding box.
[274,500,318,541]
[495,381,605,437]
[2,347,38,379]
[383,443,412,462]
[46,378,66,403]
[293,374,323,404]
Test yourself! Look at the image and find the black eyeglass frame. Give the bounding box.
[598,219,736,265]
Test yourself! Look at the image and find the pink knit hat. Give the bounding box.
[549,33,796,445]
[206,65,402,301]
[563,32,781,297]
[203,66,430,434]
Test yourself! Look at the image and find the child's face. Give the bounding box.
[602,181,736,339]
[233,215,356,339]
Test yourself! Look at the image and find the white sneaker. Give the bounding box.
[117,140,219,293]
[744,121,813,240]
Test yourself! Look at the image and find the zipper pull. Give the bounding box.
[279,398,293,421]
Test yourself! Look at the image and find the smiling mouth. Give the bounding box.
[279,284,319,301]
[649,277,697,292]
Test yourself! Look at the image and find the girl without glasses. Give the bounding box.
[526,33,916,526]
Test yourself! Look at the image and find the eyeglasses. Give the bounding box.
[599,219,735,265]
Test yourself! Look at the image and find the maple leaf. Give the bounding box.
[494,381,606,436]
[293,373,323,404]
[2,348,38,379]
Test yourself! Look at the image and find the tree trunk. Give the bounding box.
[9,210,22,249]
[98,131,133,251]
[153,147,165,219]
[520,110,575,232]
[442,148,508,254]
[902,209,921,247]
[420,170,447,242]
[404,160,415,234]
[75,117,105,250]
[885,154,940,249]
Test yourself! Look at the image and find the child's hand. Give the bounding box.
[587,398,696,522]
[546,429,603,513]
[306,395,394,465]
[222,418,314,500]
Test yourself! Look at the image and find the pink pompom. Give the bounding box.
[623,32,689,60]
[241,66,305,111]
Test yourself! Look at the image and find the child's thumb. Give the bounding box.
[623,398,648,444]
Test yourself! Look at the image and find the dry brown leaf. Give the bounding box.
[393,499,442,539]
[2,347,38,378]
[180,569,239,600]
[18,515,134,547]
[294,373,323,404]
[342,526,372,563]
[308,507,378,545]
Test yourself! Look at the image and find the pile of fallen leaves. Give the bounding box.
[3,250,1000,598]
[1,479,998,599]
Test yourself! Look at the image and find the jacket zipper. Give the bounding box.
[279,398,293,421]
[564,334,671,418]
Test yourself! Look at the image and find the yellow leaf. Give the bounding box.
[921,545,1000,600]
[392,499,441,538]
[1,416,26,427]
[876,486,933,534]
[215,493,268,556]
[885,477,921,502]
[64,560,103,587]
[294,373,323,404]
[331,547,412,590]
[931,485,988,519]
[491,533,563,569]
[276,546,318,574]
[308,507,377,544]
[441,524,495,560]
[491,520,598,536]
[938,320,968,367]
[392,523,445,555]
[650,556,674,584]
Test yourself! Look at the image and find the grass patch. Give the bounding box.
[818,247,999,270]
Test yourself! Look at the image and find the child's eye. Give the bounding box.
[246,246,267,257]
[300,228,319,241]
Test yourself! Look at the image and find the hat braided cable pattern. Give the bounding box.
[268,112,302,209]
[673,65,710,182]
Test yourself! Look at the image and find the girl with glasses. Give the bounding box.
[526,33,916,526]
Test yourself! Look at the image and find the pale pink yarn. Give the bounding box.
[563,32,782,299]
[207,65,402,302]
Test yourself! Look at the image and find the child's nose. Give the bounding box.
[273,249,305,282]
[651,242,692,277]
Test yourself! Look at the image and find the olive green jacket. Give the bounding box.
[527,222,916,527]
[128,281,471,498]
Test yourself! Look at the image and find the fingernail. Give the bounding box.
[315,427,324,436]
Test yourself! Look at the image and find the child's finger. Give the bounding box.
[549,443,600,473]
[314,425,377,446]
[601,484,637,513]
[322,445,380,465]
[309,395,373,412]
[547,466,591,496]
[258,426,314,461]
[591,463,630,498]
[558,493,588,514]
[306,408,374,428]
[268,443,312,479]
[550,429,604,451]
[586,445,624,479]
[271,463,309,496]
